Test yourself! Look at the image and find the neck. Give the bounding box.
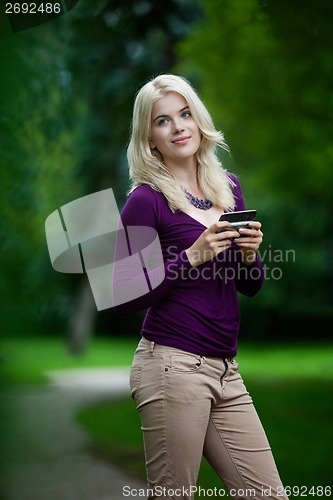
[165,158,199,191]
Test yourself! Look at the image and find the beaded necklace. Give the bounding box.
[181,186,213,210]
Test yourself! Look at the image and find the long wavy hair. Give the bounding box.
[127,74,235,212]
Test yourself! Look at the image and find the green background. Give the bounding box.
[1,0,332,346]
[1,0,332,497]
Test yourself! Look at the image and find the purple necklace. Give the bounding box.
[181,186,213,210]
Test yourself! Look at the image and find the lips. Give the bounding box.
[172,136,191,145]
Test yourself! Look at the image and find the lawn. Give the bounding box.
[75,341,333,499]
[0,335,138,384]
[1,336,332,384]
[77,380,333,497]
[1,336,332,498]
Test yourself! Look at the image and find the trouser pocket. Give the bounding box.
[129,364,142,401]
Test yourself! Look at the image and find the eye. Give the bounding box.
[158,117,169,126]
[181,111,191,119]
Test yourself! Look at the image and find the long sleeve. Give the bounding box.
[229,174,265,297]
[112,186,192,317]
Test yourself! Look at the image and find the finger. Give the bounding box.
[215,241,233,254]
[211,236,233,247]
[216,229,240,240]
[210,225,239,239]
[213,221,234,233]
[238,233,263,241]
[235,232,263,241]
[235,238,262,248]
[248,221,262,229]
[238,228,263,238]
[235,240,261,247]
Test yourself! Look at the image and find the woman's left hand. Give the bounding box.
[234,221,263,265]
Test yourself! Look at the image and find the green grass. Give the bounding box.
[235,343,333,380]
[76,342,333,499]
[0,336,138,384]
[1,337,332,498]
[77,380,333,497]
[1,337,332,384]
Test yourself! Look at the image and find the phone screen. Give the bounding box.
[219,210,257,223]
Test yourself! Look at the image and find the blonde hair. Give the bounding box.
[127,74,235,212]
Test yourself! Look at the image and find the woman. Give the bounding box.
[113,74,288,500]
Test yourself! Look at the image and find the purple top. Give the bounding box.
[113,174,264,358]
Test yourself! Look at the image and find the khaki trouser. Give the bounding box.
[130,337,289,500]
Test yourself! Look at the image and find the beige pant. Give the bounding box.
[130,337,288,500]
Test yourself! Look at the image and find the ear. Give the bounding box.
[149,139,156,149]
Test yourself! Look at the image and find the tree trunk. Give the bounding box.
[68,279,96,355]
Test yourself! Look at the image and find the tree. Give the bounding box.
[0,0,203,350]
[177,0,333,334]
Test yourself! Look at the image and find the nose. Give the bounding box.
[172,118,185,134]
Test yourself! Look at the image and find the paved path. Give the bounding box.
[0,368,146,500]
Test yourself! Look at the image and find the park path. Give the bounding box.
[0,368,146,500]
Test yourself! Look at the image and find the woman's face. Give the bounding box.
[149,92,201,168]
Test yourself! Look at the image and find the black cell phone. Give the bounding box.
[218,210,257,233]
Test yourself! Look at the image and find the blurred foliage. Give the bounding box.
[0,0,332,340]
[179,0,333,199]
[0,19,84,332]
[177,0,333,327]
[0,0,202,336]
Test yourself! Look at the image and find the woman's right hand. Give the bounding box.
[185,222,239,267]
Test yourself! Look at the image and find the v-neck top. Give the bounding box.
[113,173,264,358]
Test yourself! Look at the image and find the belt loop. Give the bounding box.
[150,341,155,356]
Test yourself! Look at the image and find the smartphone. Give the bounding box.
[218,210,257,233]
